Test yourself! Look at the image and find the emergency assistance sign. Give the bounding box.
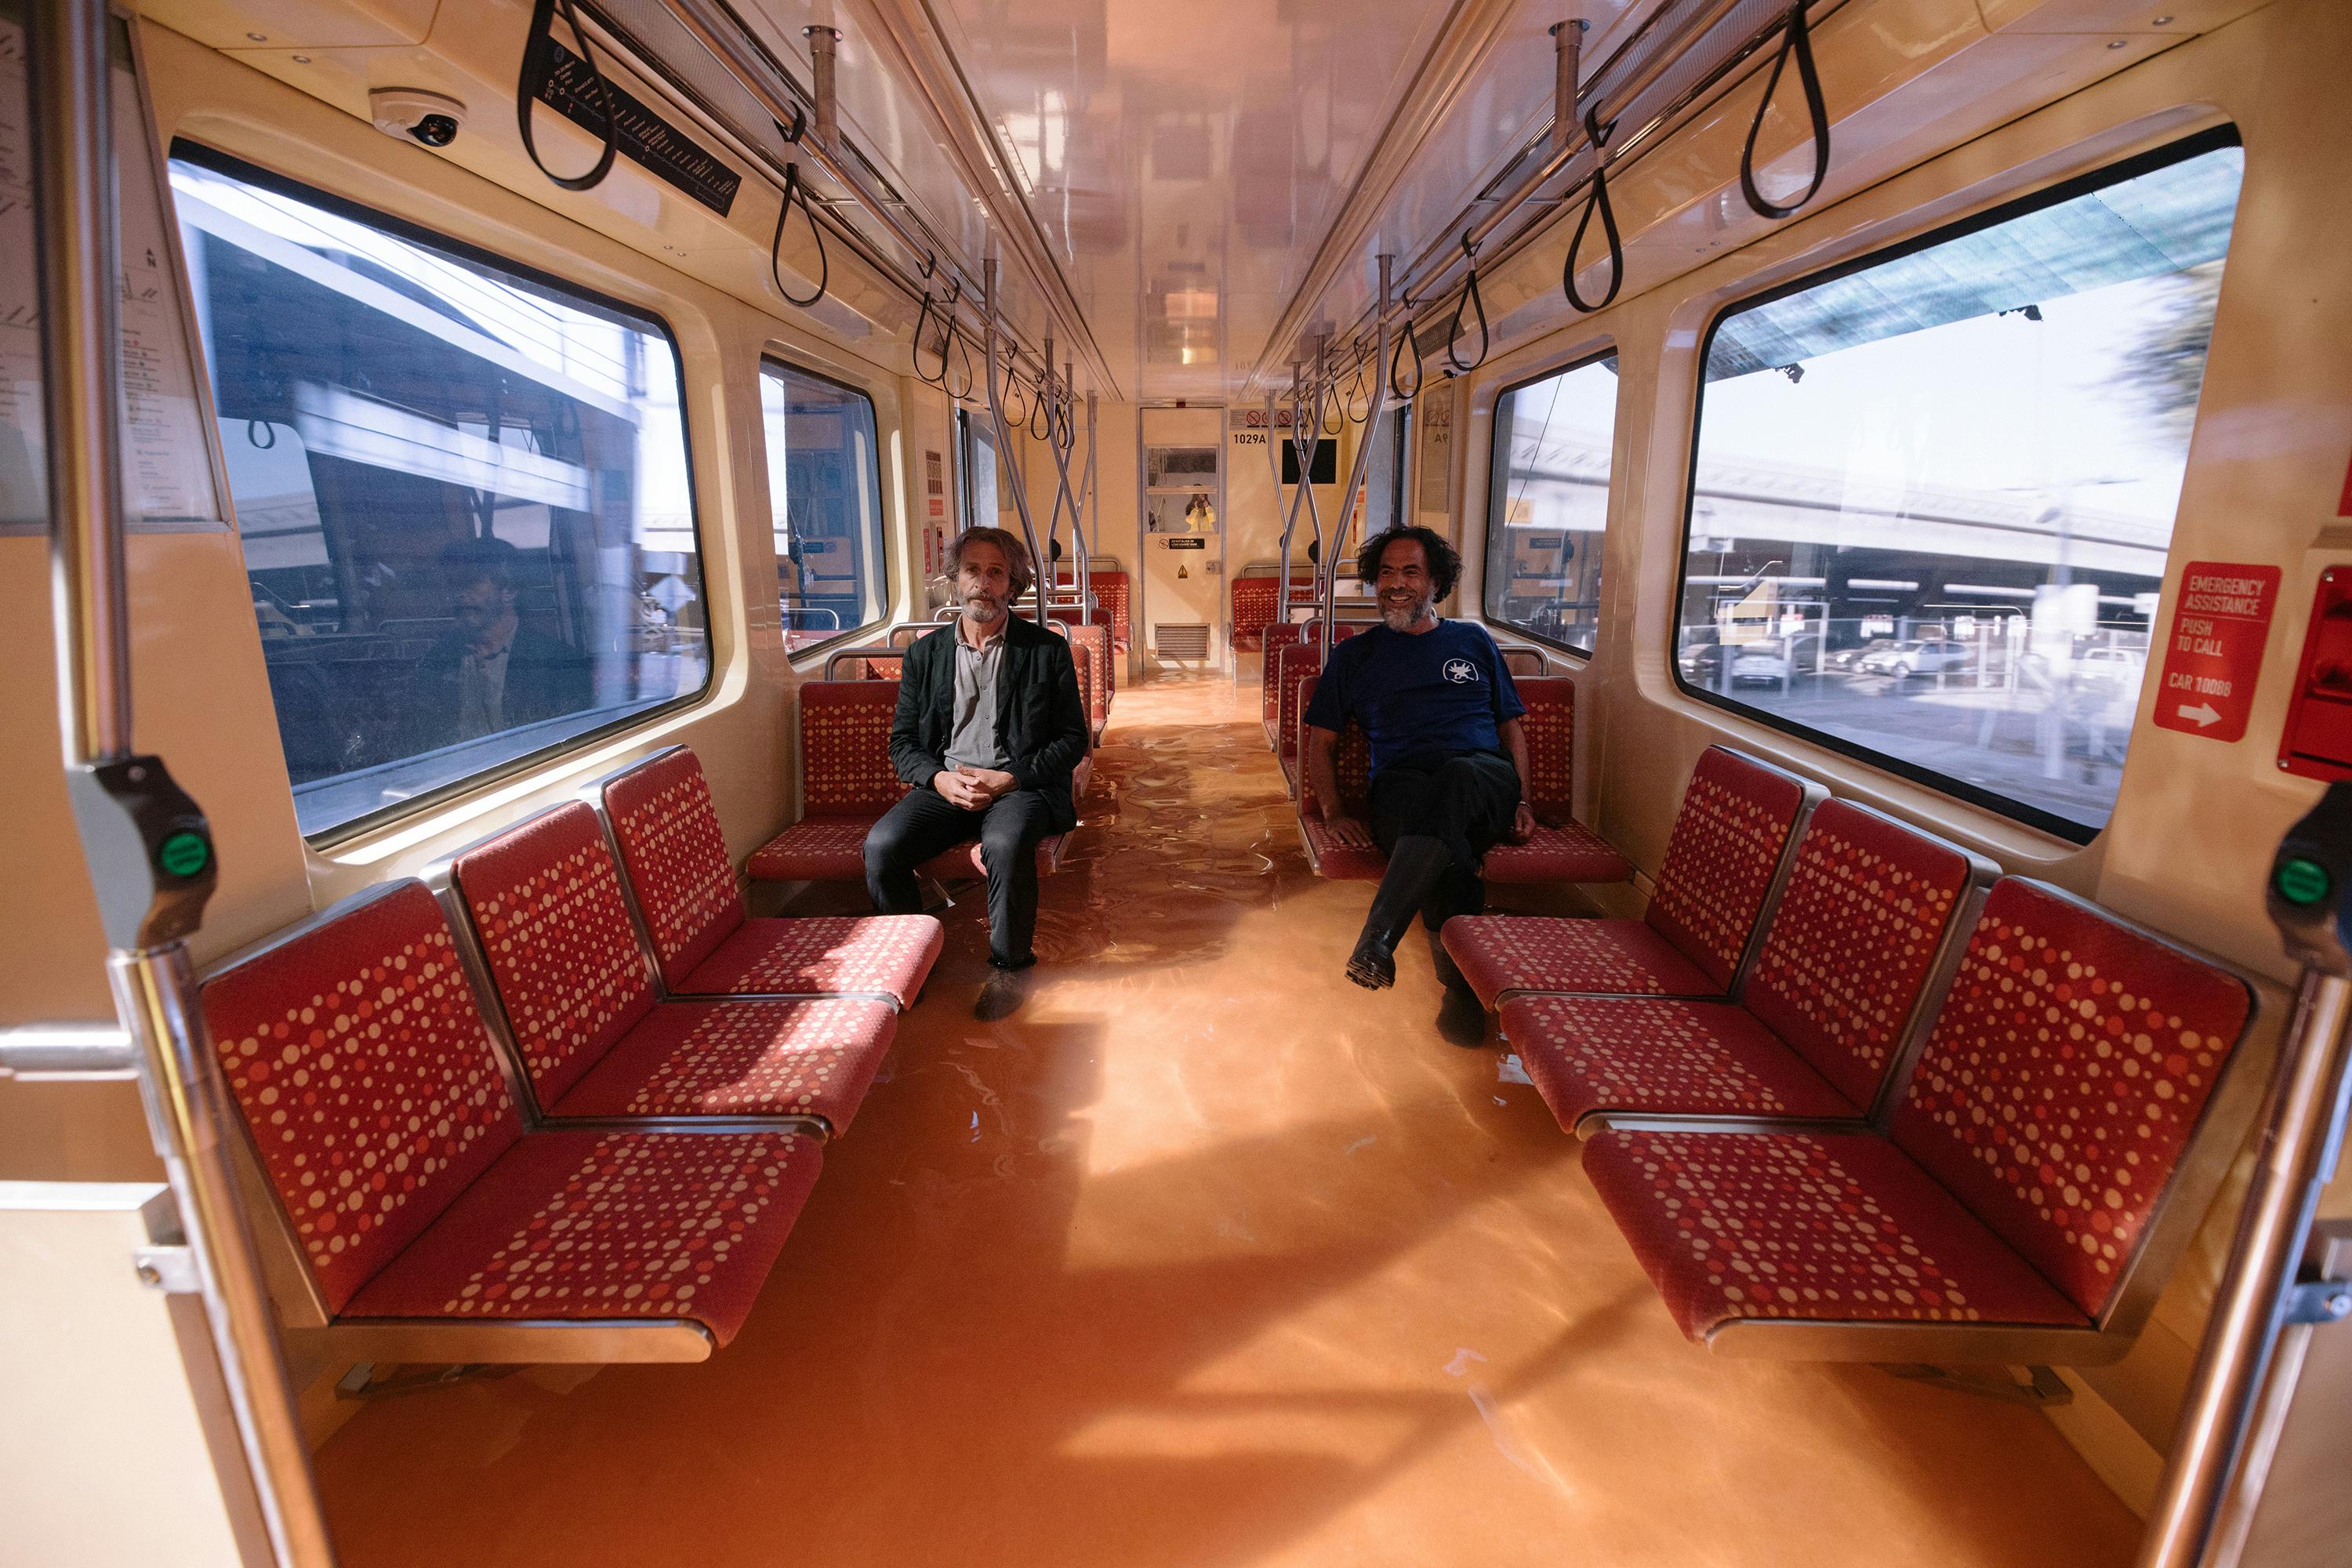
[2152,561,2280,742]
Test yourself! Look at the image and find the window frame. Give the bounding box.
[758,352,893,659]
[168,141,718,850]
[1668,125,2243,846]
[1483,344,1621,662]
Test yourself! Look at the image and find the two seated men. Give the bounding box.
[858,521,1529,1011]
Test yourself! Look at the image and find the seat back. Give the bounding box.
[1294,675,1373,817]
[1054,568,1129,652]
[1886,878,2254,1319]
[1642,746,1816,992]
[1231,573,1317,648]
[1515,677,1576,824]
[201,882,525,1314]
[800,679,909,816]
[600,747,747,992]
[1262,621,1314,720]
[1048,609,1115,702]
[1276,627,1360,764]
[451,803,659,1108]
[1738,800,1980,1109]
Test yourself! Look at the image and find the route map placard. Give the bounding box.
[2153,561,2280,742]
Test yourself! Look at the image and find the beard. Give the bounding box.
[1380,590,1433,632]
[963,586,1009,625]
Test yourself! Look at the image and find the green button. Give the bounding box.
[2276,858,2332,908]
[157,832,211,879]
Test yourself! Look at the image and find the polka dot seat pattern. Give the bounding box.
[1483,822,1635,886]
[341,1128,822,1346]
[601,747,944,1005]
[1442,916,1722,1011]
[452,804,658,1108]
[749,816,873,883]
[1883,879,2253,1317]
[1261,622,1316,740]
[201,883,526,1315]
[677,916,943,1008]
[1501,995,1860,1131]
[1483,678,1628,886]
[1054,618,1113,733]
[1294,679,1384,880]
[1740,800,1973,1109]
[1581,1129,2088,1340]
[1230,574,1318,652]
[1053,568,1129,653]
[1439,746,1809,1007]
[551,999,896,1129]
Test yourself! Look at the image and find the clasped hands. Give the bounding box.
[1318,800,1537,851]
[934,765,1018,811]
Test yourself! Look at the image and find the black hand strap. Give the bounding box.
[1562,107,1624,313]
[517,0,618,193]
[1739,1,1831,220]
[769,162,829,308]
[1389,307,1425,401]
[1445,232,1489,374]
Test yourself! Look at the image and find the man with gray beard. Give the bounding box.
[1305,526,1534,994]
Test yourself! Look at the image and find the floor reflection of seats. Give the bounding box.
[312,673,2146,1568]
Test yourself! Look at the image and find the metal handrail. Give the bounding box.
[0,1022,135,1078]
[1320,258,1393,644]
[982,262,1055,627]
[31,1,337,1561]
[821,644,905,678]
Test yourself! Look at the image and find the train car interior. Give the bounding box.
[7,1,2352,1565]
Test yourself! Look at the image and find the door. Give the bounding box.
[1138,405,1226,671]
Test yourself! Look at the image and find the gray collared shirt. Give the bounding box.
[943,619,1011,771]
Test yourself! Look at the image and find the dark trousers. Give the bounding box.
[864,786,1054,967]
[1367,750,1521,931]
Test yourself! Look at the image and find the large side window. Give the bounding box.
[168,148,710,841]
[1675,133,2242,840]
[1486,353,1618,655]
[760,360,886,651]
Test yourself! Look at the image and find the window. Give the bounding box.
[1675,132,2242,840]
[761,361,886,652]
[1486,353,1619,654]
[169,148,710,840]
[959,406,1000,533]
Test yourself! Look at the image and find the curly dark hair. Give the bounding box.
[1355,524,1461,601]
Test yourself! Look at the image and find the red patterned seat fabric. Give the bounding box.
[1443,915,1722,1008]
[1261,622,1312,737]
[453,803,659,1107]
[551,998,895,1130]
[1502,995,1860,1130]
[1582,1128,2088,1341]
[202,883,526,1313]
[342,1127,822,1346]
[600,747,942,1006]
[1438,746,1807,1007]
[1231,574,1318,652]
[1060,619,1112,732]
[748,816,873,882]
[1053,569,1129,653]
[201,884,821,1345]
[1483,822,1633,884]
[677,914,942,1007]
[1883,879,2253,1318]
[1738,800,1973,1109]
[1294,679,1382,879]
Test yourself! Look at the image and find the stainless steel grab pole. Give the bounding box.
[1319,256,1392,642]
[982,261,1051,626]
[2136,783,2352,1568]
[31,2,336,1562]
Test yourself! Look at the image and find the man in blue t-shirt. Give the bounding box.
[1305,525,1534,991]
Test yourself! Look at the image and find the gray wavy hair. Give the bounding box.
[946,526,1035,595]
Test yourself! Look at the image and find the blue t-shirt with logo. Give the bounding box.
[1303,619,1526,778]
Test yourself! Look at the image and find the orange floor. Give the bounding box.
[312,673,2143,1567]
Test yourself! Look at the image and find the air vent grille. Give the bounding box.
[1153,623,1211,661]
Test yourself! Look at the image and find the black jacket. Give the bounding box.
[891,615,1088,832]
[407,626,593,755]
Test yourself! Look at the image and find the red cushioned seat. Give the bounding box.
[1583,1128,2088,1338]
[551,997,895,1128]
[1582,878,2257,1352]
[1052,568,1128,653]
[1504,996,1860,1129]
[1442,745,1816,1007]
[599,746,942,1007]
[749,677,1077,887]
[1449,916,1722,1007]
[341,1126,820,1345]
[1050,613,1114,735]
[1501,800,1981,1131]
[1231,574,1318,653]
[200,882,822,1351]
[1482,822,1632,884]
[452,804,894,1134]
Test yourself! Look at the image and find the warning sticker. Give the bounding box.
[2153,561,2280,742]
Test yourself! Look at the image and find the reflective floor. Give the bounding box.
[314,674,2140,1567]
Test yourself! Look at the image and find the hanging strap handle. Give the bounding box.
[913,281,946,387]
[1739,1,1832,220]
[1389,303,1425,402]
[942,281,975,399]
[517,0,619,193]
[1445,232,1489,374]
[769,162,829,308]
[1343,344,1373,424]
[1562,107,1624,313]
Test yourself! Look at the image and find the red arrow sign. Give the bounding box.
[2153,561,2279,743]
